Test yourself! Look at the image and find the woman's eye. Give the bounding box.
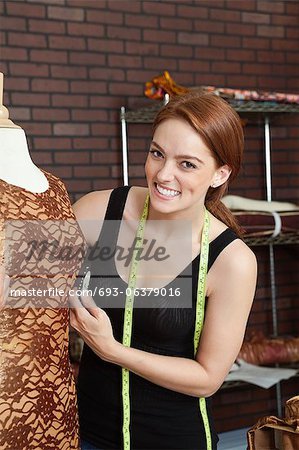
[182,161,196,169]
[150,149,163,158]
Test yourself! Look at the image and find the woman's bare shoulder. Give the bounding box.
[72,189,113,221]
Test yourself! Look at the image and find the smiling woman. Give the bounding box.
[71,92,257,450]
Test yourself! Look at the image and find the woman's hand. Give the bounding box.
[69,293,117,362]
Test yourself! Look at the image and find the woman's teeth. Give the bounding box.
[156,184,180,197]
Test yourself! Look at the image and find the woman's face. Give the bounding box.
[145,118,230,218]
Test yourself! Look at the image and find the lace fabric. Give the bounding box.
[0,170,84,449]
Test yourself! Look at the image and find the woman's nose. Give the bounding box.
[156,162,175,182]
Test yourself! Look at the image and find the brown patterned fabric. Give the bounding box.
[0,170,84,449]
[247,396,299,450]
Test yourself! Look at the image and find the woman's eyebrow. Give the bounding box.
[151,141,203,164]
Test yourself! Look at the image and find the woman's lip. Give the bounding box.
[153,182,181,200]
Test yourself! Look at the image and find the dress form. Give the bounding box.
[0,72,48,193]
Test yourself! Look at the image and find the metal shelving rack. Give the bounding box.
[120,99,299,415]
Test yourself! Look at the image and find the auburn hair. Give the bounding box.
[152,92,244,236]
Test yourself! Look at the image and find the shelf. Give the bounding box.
[121,100,299,123]
[243,233,299,246]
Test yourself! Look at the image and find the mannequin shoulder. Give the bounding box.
[72,189,113,221]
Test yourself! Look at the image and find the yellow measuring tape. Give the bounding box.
[121,195,212,450]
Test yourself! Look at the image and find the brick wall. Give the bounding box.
[1,0,298,434]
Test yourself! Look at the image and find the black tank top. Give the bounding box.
[77,186,238,450]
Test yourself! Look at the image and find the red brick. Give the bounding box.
[242,12,270,24]
[50,65,87,79]
[243,63,273,75]
[126,41,159,56]
[67,22,104,37]
[86,10,123,25]
[10,62,49,77]
[242,37,270,49]
[33,108,70,121]
[22,122,51,135]
[108,81,142,96]
[30,151,53,165]
[52,94,88,108]
[224,74,257,88]
[49,35,86,50]
[48,6,84,21]
[211,61,241,74]
[74,166,110,178]
[50,166,72,179]
[1,47,27,61]
[108,0,141,13]
[179,60,210,73]
[108,54,142,69]
[211,35,241,48]
[257,25,285,38]
[34,137,72,150]
[194,20,225,34]
[225,0,257,11]
[0,31,6,46]
[125,13,158,29]
[29,18,65,34]
[178,32,208,46]
[9,107,30,121]
[107,25,141,41]
[195,47,225,60]
[69,52,105,66]
[91,123,118,136]
[210,8,241,22]
[226,49,255,61]
[272,39,298,51]
[142,2,176,16]
[73,137,109,150]
[30,49,68,64]
[286,2,299,14]
[287,28,299,39]
[92,178,120,190]
[8,32,47,48]
[161,44,193,59]
[7,1,46,17]
[88,38,124,53]
[11,92,50,106]
[257,1,285,14]
[65,179,92,193]
[195,73,226,86]
[257,51,285,64]
[257,76,287,90]
[70,80,107,94]
[1,16,26,31]
[91,151,120,165]
[143,56,177,71]
[90,95,123,108]
[160,17,191,31]
[89,67,125,81]
[54,151,90,164]
[225,22,256,36]
[32,78,68,93]
[272,14,298,26]
[54,123,89,136]
[143,28,176,44]
[4,76,29,91]
[177,4,208,19]
[71,109,108,122]
[66,0,107,8]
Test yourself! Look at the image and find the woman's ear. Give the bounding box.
[211,165,231,188]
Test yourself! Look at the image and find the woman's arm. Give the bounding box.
[70,239,257,398]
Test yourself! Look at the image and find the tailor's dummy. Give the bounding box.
[0,72,48,192]
[0,72,81,449]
